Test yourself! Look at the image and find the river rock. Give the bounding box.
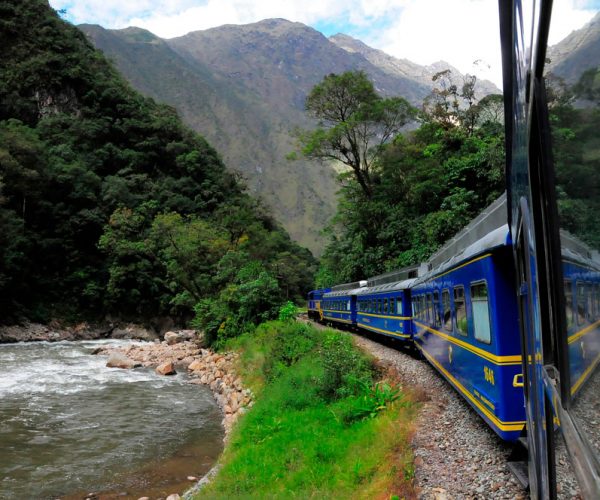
[106,352,140,369]
[164,331,182,345]
[166,494,181,500]
[188,359,204,371]
[156,361,176,375]
[111,324,159,341]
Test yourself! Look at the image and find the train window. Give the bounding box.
[442,290,452,331]
[433,291,440,326]
[587,283,593,321]
[471,282,491,344]
[564,280,574,330]
[347,300,351,311]
[420,295,426,320]
[454,286,467,336]
[384,299,389,314]
[576,282,586,325]
[397,298,403,316]
[390,298,395,315]
[412,297,418,318]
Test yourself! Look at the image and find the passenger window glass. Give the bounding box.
[471,283,491,344]
[587,283,593,321]
[397,298,403,316]
[577,282,586,325]
[412,297,418,318]
[426,294,432,323]
[384,299,388,314]
[564,280,574,330]
[390,298,395,315]
[433,291,440,326]
[442,290,452,331]
[454,286,467,335]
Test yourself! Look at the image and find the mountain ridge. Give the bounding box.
[81,18,497,254]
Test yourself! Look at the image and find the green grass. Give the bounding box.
[197,321,416,499]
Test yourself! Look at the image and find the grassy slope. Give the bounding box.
[197,321,417,499]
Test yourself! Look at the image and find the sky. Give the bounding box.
[49,0,599,88]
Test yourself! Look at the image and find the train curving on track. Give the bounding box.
[310,3,600,497]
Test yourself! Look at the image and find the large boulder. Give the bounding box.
[106,352,141,369]
[164,331,182,345]
[156,361,176,376]
[111,324,159,341]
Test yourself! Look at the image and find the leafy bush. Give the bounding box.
[263,322,318,380]
[278,301,297,322]
[319,330,375,400]
[341,381,404,424]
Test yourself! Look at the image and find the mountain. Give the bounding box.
[1,1,315,321]
[547,12,600,83]
[81,19,496,254]
[329,33,499,98]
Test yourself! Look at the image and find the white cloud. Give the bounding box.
[49,0,597,88]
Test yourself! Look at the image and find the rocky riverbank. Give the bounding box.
[0,321,161,343]
[95,337,253,439]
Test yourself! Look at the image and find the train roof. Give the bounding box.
[355,278,417,296]
[367,265,422,287]
[415,224,510,283]
[561,230,600,270]
[324,284,367,298]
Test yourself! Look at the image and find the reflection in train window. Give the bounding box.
[577,282,586,325]
[564,280,574,330]
[397,298,403,316]
[426,293,433,324]
[433,291,440,326]
[442,290,452,331]
[471,282,491,344]
[586,283,593,321]
[454,286,467,336]
[384,298,389,314]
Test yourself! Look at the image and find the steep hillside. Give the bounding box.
[0,1,315,322]
[547,12,600,83]
[81,20,436,254]
[82,19,500,254]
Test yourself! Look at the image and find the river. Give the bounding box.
[0,340,223,499]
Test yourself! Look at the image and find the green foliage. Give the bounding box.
[342,381,404,423]
[298,70,416,198]
[319,330,375,400]
[277,300,297,322]
[548,69,600,249]
[201,321,415,498]
[314,72,506,284]
[0,1,316,322]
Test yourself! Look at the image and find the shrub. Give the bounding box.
[319,330,374,400]
[263,322,318,380]
[278,300,297,322]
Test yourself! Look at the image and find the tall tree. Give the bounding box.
[298,71,416,198]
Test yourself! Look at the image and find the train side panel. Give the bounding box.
[412,246,526,441]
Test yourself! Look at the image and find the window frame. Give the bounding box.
[454,285,467,336]
[471,280,492,345]
[442,289,452,331]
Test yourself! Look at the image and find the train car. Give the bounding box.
[307,288,330,321]
[321,281,365,327]
[500,1,600,494]
[561,233,600,399]
[355,278,416,342]
[411,195,526,441]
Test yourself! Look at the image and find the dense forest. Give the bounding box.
[298,70,506,286]
[0,0,316,342]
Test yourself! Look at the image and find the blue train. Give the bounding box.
[309,195,600,444]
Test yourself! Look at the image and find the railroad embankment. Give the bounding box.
[193,320,417,499]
